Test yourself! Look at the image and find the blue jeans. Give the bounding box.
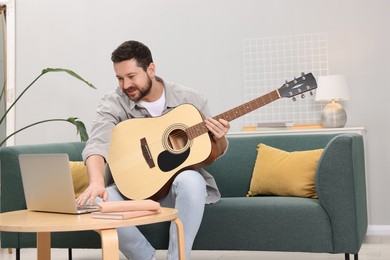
[102,170,207,260]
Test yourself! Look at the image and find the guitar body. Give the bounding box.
[108,104,214,200]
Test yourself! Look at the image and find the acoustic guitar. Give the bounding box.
[108,73,317,200]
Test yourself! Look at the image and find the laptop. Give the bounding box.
[19,153,99,214]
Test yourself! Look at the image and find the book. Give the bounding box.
[97,199,161,213]
[243,123,324,132]
[256,122,294,128]
[256,122,294,131]
[91,209,161,220]
[242,126,257,131]
[291,124,323,129]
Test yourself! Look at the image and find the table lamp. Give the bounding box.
[315,75,350,128]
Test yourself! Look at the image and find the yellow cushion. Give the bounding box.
[69,161,89,198]
[247,144,323,198]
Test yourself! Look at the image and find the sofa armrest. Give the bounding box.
[315,133,367,253]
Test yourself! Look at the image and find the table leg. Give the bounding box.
[98,229,119,259]
[172,218,186,260]
[36,232,51,260]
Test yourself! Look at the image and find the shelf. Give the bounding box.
[228,127,366,137]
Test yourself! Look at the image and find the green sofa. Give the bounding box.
[0,133,367,260]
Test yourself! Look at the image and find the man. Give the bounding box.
[76,40,230,260]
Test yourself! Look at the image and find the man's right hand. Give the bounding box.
[75,181,108,206]
[75,155,109,206]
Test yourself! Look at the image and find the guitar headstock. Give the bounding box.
[277,73,317,100]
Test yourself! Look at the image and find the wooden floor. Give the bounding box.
[1,235,389,259]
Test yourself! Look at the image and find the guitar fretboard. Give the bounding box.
[186,90,280,140]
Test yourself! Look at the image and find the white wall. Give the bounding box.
[14,0,390,226]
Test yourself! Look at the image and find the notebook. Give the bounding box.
[18,153,99,214]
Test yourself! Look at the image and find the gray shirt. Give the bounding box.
[82,81,221,204]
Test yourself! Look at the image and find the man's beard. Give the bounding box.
[125,76,153,101]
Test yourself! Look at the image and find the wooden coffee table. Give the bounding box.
[0,207,185,259]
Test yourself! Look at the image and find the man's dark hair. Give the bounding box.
[111,40,153,71]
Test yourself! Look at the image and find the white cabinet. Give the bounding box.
[228,127,366,137]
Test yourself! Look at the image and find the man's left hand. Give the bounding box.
[204,118,230,139]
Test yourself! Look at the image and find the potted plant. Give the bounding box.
[0,68,96,146]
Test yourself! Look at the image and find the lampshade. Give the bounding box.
[315,75,350,101]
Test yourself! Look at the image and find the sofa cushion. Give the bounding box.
[69,161,89,198]
[192,197,333,252]
[247,144,323,198]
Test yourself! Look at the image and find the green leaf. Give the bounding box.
[42,68,96,89]
[66,117,89,141]
[0,117,89,147]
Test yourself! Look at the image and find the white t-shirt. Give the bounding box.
[137,90,166,117]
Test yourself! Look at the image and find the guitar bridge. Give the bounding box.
[140,137,155,169]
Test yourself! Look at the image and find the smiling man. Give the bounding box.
[76,40,230,260]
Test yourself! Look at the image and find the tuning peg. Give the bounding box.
[292,97,297,102]
[301,72,305,76]
[310,91,313,96]
[284,80,289,87]
[301,94,305,99]
[294,77,297,84]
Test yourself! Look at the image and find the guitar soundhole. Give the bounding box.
[163,124,192,154]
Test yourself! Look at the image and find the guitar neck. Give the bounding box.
[186,90,280,139]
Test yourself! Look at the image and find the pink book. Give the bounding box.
[97,199,161,213]
[91,209,161,220]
